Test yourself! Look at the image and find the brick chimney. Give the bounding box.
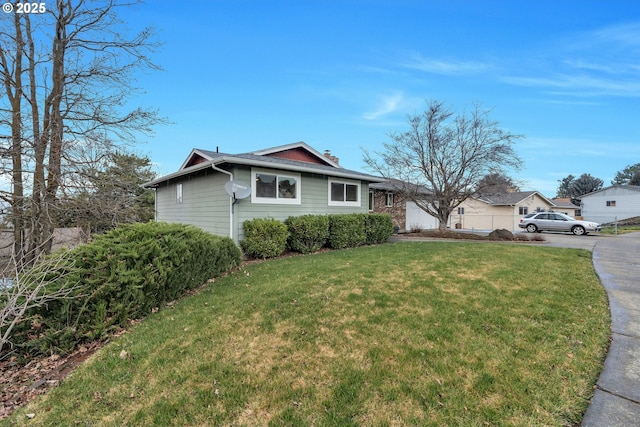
[324,150,339,165]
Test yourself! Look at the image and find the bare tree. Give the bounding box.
[364,100,523,230]
[0,0,162,268]
[1,249,78,356]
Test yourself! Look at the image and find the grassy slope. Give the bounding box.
[5,242,610,426]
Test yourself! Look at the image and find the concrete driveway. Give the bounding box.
[517,230,608,251]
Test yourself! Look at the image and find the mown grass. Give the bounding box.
[5,242,609,426]
[600,225,640,235]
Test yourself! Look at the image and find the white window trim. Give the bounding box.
[176,183,183,204]
[251,168,301,205]
[328,178,361,207]
[385,192,393,207]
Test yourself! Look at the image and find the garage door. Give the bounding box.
[406,202,438,231]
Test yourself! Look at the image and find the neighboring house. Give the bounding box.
[369,180,438,232]
[142,142,385,243]
[454,191,555,231]
[369,185,558,232]
[550,198,581,217]
[581,185,640,224]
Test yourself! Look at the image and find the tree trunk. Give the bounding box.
[1,0,161,268]
[1,13,26,266]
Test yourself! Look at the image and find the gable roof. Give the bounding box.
[369,179,433,196]
[250,142,339,168]
[476,191,554,206]
[551,198,580,209]
[144,142,384,188]
[180,141,338,170]
[581,184,640,198]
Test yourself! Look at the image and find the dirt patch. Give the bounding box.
[0,340,104,420]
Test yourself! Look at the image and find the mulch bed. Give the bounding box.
[0,341,104,420]
[400,229,544,242]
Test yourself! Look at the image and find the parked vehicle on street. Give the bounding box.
[518,212,601,236]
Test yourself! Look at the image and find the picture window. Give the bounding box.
[328,180,360,206]
[251,169,301,204]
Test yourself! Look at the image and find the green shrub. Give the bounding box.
[8,222,241,357]
[241,218,289,259]
[327,214,367,249]
[365,213,394,244]
[286,215,330,254]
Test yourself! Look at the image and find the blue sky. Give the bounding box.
[127,0,640,197]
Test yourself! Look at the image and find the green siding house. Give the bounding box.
[143,142,385,243]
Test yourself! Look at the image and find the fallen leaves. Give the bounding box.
[0,341,103,421]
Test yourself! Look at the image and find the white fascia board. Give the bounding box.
[142,155,385,188]
[218,156,385,182]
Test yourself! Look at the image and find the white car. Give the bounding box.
[518,212,601,236]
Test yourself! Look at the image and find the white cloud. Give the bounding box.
[400,52,493,75]
[502,73,640,97]
[593,21,640,50]
[502,21,640,98]
[362,92,405,121]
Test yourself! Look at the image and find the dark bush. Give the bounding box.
[365,213,394,244]
[241,218,289,259]
[488,229,514,240]
[327,214,367,249]
[286,215,330,254]
[9,222,241,357]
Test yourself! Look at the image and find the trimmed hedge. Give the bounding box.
[9,222,241,357]
[327,214,367,249]
[285,215,330,254]
[365,213,395,244]
[240,213,394,259]
[241,218,289,259]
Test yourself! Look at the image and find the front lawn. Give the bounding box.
[5,242,609,426]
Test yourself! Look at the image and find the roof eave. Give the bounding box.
[143,156,385,188]
[220,156,384,181]
[142,160,215,188]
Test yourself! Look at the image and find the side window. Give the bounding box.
[176,183,183,204]
[385,192,393,207]
[328,179,361,206]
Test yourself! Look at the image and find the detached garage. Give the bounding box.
[581,185,640,224]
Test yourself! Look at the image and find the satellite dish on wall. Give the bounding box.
[224,180,251,200]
